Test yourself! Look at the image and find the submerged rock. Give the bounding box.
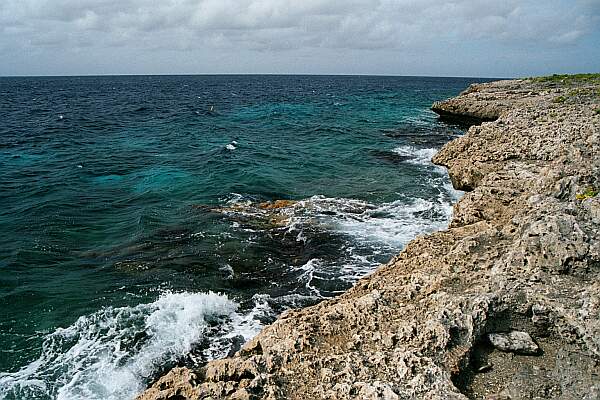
[138,75,600,400]
[258,199,297,209]
[208,199,297,230]
[369,149,412,165]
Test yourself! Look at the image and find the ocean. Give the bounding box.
[0,75,488,399]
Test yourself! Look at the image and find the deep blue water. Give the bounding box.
[0,75,488,399]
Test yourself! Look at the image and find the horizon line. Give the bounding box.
[0,72,512,79]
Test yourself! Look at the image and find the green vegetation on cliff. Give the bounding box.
[529,73,600,84]
[576,186,599,201]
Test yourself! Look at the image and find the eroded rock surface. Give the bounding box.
[138,76,600,400]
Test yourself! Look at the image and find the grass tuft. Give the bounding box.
[576,186,599,201]
[552,96,567,104]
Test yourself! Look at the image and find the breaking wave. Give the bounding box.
[0,292,262,400]
[392,145,438,166]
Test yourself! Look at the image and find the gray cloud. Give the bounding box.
[1,0,599,76]
[2,0,598,49]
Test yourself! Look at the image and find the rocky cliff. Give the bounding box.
[138,75,600,400]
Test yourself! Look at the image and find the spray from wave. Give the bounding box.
[0,292,261,400]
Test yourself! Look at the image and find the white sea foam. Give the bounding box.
[288,190,453,247]
[296,259,322,296]
[203,294,268,360]
[280,145,461,283]
[392,145,438,166]
[0,292,253,400]
[330,197,450,248]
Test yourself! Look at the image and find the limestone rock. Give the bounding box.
[487,331,539,355]
[137,367,201,400]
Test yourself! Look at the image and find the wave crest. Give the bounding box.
[0,292,245,400]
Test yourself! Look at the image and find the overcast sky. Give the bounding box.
[1,0,599,77]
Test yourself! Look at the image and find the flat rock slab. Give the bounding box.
[487,331,540,355]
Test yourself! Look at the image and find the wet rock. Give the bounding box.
[487,331,540,355]
[210,200,296,230]
[258,200,297,209]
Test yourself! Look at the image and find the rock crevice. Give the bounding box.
[139,77,600,400]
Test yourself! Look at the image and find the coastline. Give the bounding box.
[138,75,600,400]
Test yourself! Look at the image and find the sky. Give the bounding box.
[1,0,599,77]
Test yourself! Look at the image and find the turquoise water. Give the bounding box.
[0,75,487,399]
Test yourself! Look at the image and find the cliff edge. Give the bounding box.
[138,75,600,400]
